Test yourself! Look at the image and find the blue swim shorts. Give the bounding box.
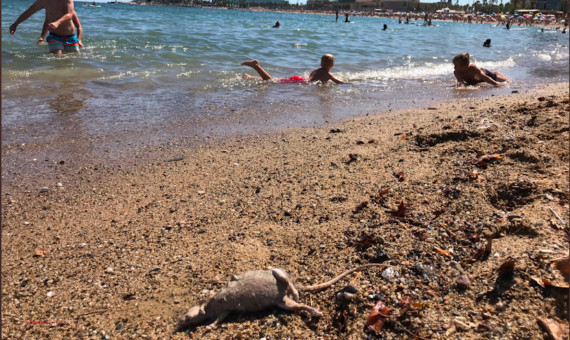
[47,33,79,53]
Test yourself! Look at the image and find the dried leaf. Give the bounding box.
[537,317,568,340]
[393,202,407,217]
[364,300,393,334]
[498,259,516,276]
[353,201,368,214]
[552,257,569,283]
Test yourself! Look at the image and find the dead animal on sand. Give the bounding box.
[177,263,391,330]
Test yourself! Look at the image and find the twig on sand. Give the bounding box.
[548,207,566,226]
[75,309,108,318]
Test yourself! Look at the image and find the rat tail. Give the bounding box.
[297,263,391,292]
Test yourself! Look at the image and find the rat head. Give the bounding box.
[177,304,210,330]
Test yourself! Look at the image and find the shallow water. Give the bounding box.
[2,0,569,150]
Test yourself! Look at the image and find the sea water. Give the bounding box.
[2,0,569,150]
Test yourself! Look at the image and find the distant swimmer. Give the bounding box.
[453,53,508,87]
[483,39,491,47]
[272,21,280,28]
[345,13,350,23]
[336,7,339,22]
[241,54,348,84]
[383,24,388,30]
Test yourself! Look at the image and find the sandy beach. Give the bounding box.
[2,82,569,339]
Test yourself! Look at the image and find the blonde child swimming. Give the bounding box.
[241,54,348,84]
[453,53,508,87]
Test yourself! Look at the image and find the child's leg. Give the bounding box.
[493,71,508,82]
[241,60,272,80]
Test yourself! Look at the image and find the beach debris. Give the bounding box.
[427,107,437,110]
[364,300,393,334]
[356,140,365,145]
[346,153,358,164]
[353,201,368,214]
[538,97,546,102]
[456,274,470,290]
[434,247,453,259]
[40,187,50,194]
[548,207,566,226]
[167,157,184,162]
[553,257,570,284]
[394,172,405,182]
[537,317,568,340]
[34,249,47,257]
[381,267,398,281]
[335,284,358,302]
[330,128,342,133]
[392,202,407,217]
[497,259,516,281]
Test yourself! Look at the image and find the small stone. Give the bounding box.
[496,301,505,311]
[545,194,554,200]
[115,323,123,330]
[456,275,470,289]
[47,291,54,297]
[106,267,114,274]
[197,190,205,195]
[381,267,398,281]
[40,187,50,193]
[56,182,63,187]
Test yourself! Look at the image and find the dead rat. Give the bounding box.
[177,263,391,330]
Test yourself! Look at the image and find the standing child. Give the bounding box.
[10,0,77,54]
[453,53,508,87]
[38,11,83,51]
[241,54,348,84]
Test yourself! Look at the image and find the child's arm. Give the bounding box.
[328,72,348,84]
[72,12,84,48]
[453,70,465,87]
[38,16,49,44]
[10,0,44,34]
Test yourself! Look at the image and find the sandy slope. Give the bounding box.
[2,82,568,339]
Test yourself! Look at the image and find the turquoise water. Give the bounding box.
[2,0,569,148]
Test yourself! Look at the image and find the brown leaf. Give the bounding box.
[353,201,368,214]
[552,257,569,283]
[365,300,393,334]
[498,259,516,276]
[537,317,568,340]
[392,202,407,217]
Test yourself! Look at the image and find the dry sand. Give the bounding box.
[2,82,569,339]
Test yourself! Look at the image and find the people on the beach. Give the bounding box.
[241,54,348,84]
[382,24,388,30]
[453,53,508,87]
[272,21,280,28]
[10,0,78,54]
[38,11,83,50]
[483,39,491,47]
[345,13,350,23]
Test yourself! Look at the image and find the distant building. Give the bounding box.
[535,0,561,10]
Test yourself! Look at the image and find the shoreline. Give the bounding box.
[2,82,568,339]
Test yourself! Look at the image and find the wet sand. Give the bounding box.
[1,82,569,339]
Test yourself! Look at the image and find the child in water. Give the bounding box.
[241,54,348,84]
[453,53,508,87]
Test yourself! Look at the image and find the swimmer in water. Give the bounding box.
[241,54,348,84]
[453,53,508,87]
